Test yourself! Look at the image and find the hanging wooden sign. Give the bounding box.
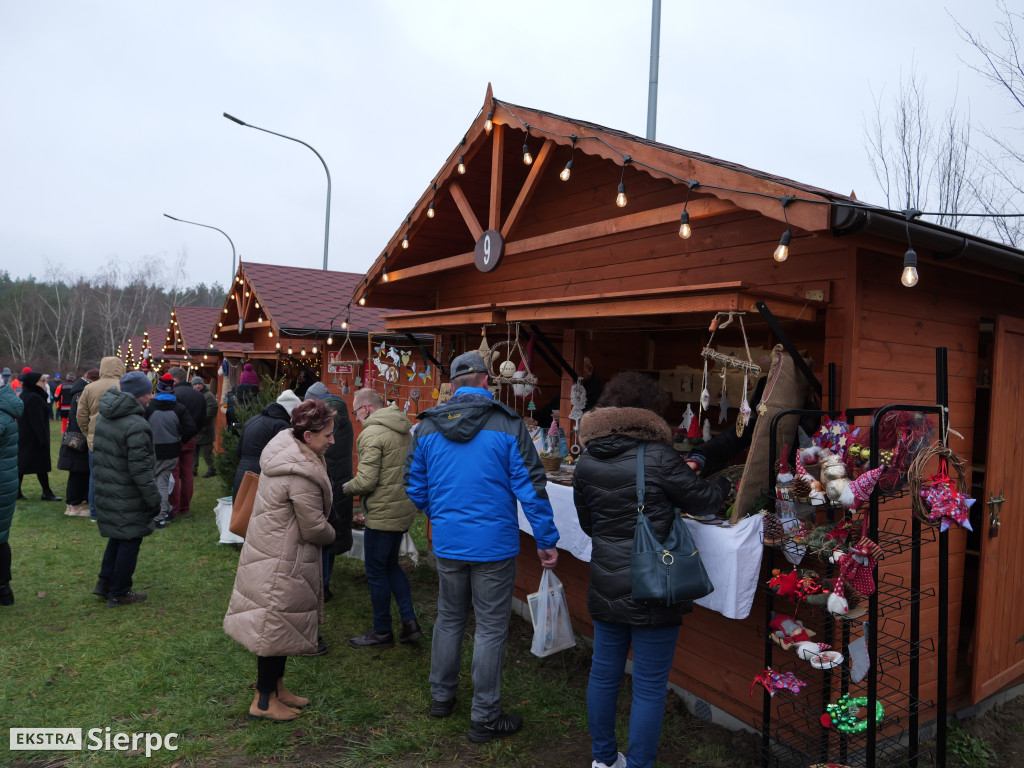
[474,229,505,273]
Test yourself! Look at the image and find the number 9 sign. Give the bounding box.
[474,229,505,273]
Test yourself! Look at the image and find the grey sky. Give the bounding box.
[0,1,1012,291]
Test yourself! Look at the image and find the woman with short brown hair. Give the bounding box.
[223,398,336,722]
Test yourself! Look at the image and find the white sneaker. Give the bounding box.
[592,753,626,768]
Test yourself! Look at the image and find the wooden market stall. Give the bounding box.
[352,84,1024,751]
[212,261,436,449]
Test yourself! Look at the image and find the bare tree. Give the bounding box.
[0,278,45,364]
[92,258,166,357]
[866,66,977,229]
[951,1,1024,245]
[39,264,93,370]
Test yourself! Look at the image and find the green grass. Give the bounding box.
[0,421,752,767]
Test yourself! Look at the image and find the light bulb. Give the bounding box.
[213,333,218,339]
[902,248,919,287]
[457,156,466,174]
[275,340,280,349]
[484,111,493,133]
[300,346,306,357]
[679,211,692,239]
[255,302,259,309]
[382,269,389,283]
[223,308,227,314]
[342,318,348,330]
[288,345,293,355]
[359,295,366,306]
[773,230,792,262]
[523,144,532,165]
[203,355,208,360]
[327,335,333,345]
[616,182,627,208]
[427,201,435,218]
[402,233,409,249]
[560,160,573,182]
[312,344,317,354]
[267,329,273,337]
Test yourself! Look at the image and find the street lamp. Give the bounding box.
[163,214,236,286]
[223,112,332,271]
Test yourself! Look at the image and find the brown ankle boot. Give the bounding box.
[247,691,301,722]
[276,678,309,708]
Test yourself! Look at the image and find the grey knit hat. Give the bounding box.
[120,371,153,399]
[276,389,301,416]
[304,382,330,401]
[191,376,204,386]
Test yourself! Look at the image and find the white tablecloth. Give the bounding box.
[517,481,592,562]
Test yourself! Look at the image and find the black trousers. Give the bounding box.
[19,472,54,496]
[256,656,287,694]
[65,470,89,505]
[0,541,11,584]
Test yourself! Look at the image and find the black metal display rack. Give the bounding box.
[759,349,951,768]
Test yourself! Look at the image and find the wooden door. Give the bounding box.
[972,314,1024,702]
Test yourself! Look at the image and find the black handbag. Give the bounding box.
[630,443,715,605]
[61,429,87,452]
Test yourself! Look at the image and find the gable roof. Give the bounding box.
[237,262,389,335]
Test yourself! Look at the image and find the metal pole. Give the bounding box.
[646,0,662,140]
[163,214,236,286]
[223,113,331,271]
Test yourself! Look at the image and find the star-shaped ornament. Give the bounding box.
[921,472,975,532]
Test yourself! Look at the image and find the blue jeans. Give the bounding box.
[362,528,416,632]
[98,537,142,598]
[430,556,516,723]
[88,450,96,519]
[588,620,681,768]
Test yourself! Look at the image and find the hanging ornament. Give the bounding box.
[700,358,711,412]
[527,397,536,412]
[569,377,587,434]
[341,379,350,395]
[400,349,411,367]
[499,359,516,378]
[737,371,751,437]
[702,418,711,442]
[921,468,975,532]
[437,382,454,404]
[849,465,886,506]
[680,403,694,433]
[718,370,730,424]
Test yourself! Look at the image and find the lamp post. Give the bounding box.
[223,112,332,271]
[163,213,236,286]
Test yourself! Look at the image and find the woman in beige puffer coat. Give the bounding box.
[223,399,336,722]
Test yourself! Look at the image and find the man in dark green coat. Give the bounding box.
[92,371,161,607]
[0,383,24,606]
[191,376,219,478]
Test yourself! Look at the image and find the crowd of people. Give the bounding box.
[2,351,737,768]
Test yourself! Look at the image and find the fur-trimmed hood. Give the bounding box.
[578,406,671,449]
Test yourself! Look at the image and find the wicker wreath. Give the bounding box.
[908,441,968,526]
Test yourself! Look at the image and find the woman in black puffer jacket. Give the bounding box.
[232,391,300,499]
[573,372,730,768]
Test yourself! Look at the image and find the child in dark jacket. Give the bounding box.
[146,374,197,526]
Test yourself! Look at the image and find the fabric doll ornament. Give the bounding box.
[680,403,695,433]
[835,538,881,596]
[751,668,808,697]
[921,461,975,532]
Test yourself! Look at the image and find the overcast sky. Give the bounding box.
[0,1,1014,291]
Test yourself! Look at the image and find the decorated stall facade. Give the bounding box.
[353,85,1024,740]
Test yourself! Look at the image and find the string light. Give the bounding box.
[484,110,493,133]
[275,339,281,349]
[359,295,366,306]
[774,196,794,262]
[559,135,576,182]
[523,125,533,166]
[342,315,349,330]
[267,329,273,337]
[382,253,389,283]
[428,201,435,218]
[288,343,293,355]
[402,232,409,249]
[615,156,630,207]
[300,346,306,357]
[679,181,698,239]
[312,343,318,354]
[902,249,919,287]
[457,156,466,174]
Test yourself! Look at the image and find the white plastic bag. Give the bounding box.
[528,569,576,657]
[214,497,244,545]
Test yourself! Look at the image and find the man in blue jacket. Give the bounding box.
[405,352,559,744]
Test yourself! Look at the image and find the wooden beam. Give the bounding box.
[382,304,504,332]
[387,198,739,283]
[501,138,555,239]
[489,123,503,231]
[448,180,483,241]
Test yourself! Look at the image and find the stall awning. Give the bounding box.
[381,282,817,333]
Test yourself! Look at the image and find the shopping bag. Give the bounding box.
[528,569,576,657]
[214,497,244,545]
[229,471,259,538]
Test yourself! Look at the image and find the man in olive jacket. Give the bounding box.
[92,371,162,607]
[343,389,421,649]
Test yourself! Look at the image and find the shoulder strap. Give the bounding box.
[635,442,646,512]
